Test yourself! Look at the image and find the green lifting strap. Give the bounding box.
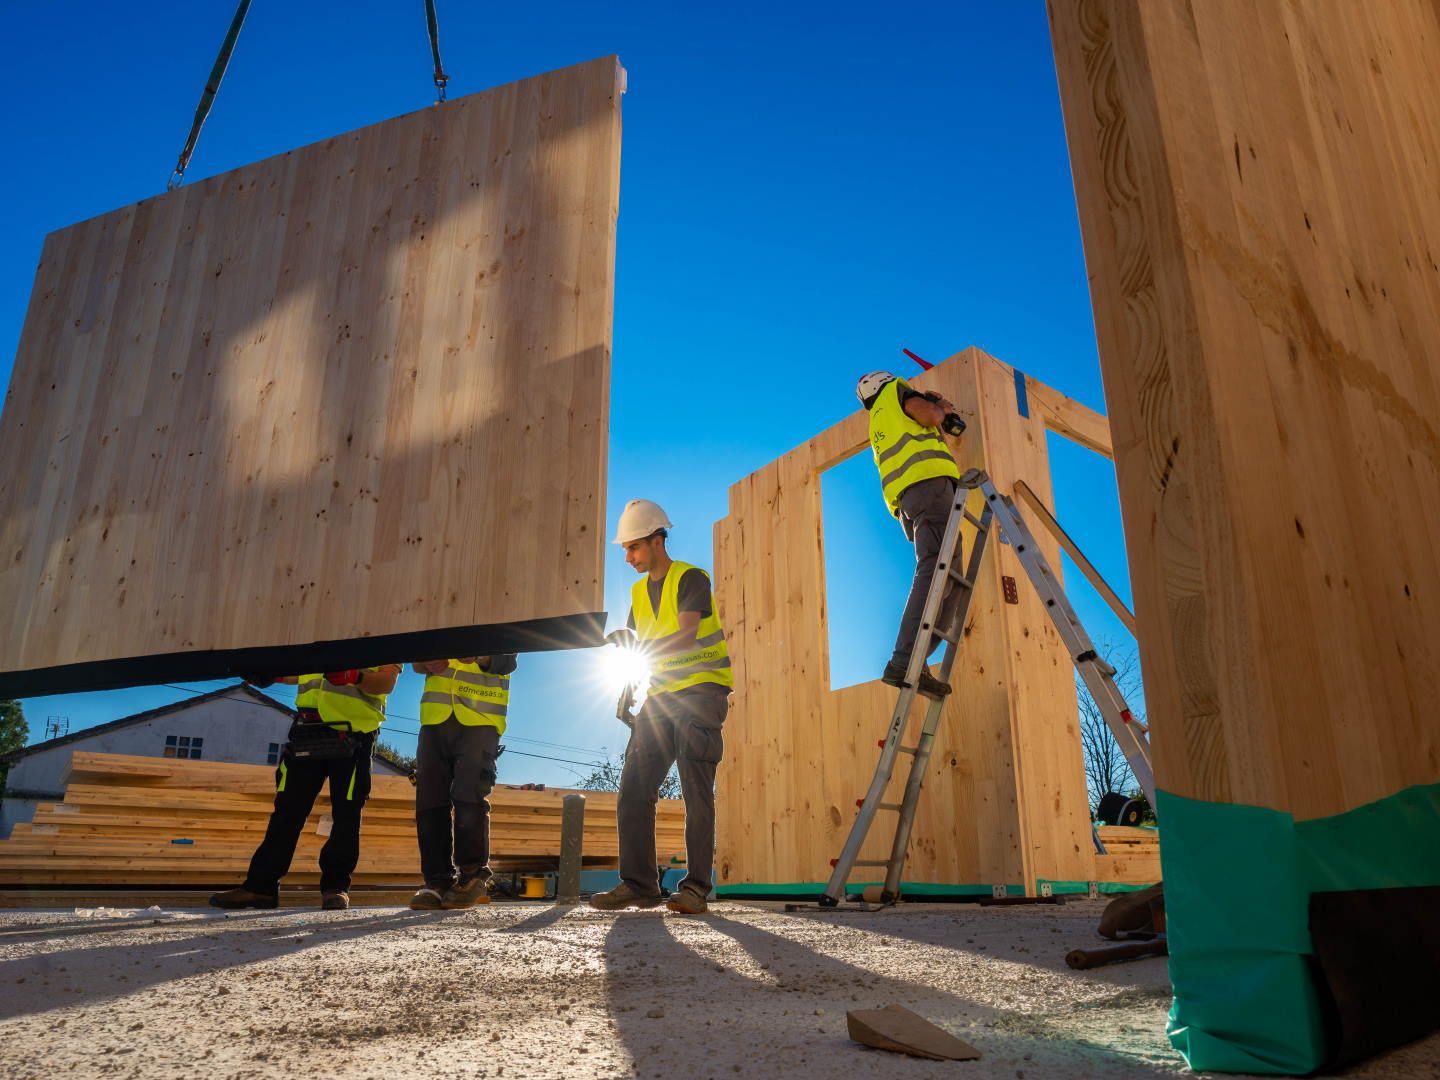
[167,0,253,191]
[425,0,449,102]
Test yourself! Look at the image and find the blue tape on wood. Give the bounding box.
[1014,369,1030,418]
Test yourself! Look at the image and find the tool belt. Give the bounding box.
[284,710,369,763]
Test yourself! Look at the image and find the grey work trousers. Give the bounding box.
[890,476,960,668]
[617,687,728,898]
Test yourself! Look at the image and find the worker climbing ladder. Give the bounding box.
[820,468,1154,908]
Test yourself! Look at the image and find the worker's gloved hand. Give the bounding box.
[324,669,363,686]
[411,659,450,676]
[605,627,638,649]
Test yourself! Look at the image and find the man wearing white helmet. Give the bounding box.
[591,498,733,915]
[856,370,967,699]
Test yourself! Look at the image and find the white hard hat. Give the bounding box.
[856,370,896,404]
[612,499,673,545]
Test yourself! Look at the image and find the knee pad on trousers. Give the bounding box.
[451,767,496,806]
[452,799,489,829]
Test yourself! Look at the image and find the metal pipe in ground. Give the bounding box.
[557,793,585,903]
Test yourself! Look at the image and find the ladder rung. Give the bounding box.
[947,568,974,586]
[877,803,902,812]
[963,511,988,531]
[896,745,918,755]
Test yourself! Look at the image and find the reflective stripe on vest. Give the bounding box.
[631,561,734,695]
[867,378,960,516]
[419,660,510,733]
[316,670,387,733]
[295,674,324,711]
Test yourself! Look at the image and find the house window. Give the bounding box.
[266,742,281,765]
[164,735,204,760]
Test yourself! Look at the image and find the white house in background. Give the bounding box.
[0,682,406,837]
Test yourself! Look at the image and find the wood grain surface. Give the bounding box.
[1048,2,1440,818]
[0,56,623,695]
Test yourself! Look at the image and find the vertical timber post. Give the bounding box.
[556,794,585,903]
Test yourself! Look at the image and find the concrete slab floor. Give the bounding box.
[0,899,1435,1079]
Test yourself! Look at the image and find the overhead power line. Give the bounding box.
[157,682,614,773]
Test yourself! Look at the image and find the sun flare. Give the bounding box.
[596,644,652,696]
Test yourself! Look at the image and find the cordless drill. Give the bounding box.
[922,392,968,437]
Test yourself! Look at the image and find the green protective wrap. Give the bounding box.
[714,881,1024,899]
[1159,782,1440,1074]
[1037,880,1152,895]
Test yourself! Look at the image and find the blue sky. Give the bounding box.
[0,1,1136,784]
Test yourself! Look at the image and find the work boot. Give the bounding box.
[881,661,952,699]
[321,891,350,911]
[408,886,445,911]
[589,882,664,911]
[665,887,709,915]
[209,887,278,910]
[441,875,493,910]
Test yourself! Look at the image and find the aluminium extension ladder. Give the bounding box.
[819,468,1155,908]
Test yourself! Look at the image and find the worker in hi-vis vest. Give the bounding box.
[856,370,967,699]
[591,499,733,915]
[406,655,518,910]
[212,665,401,911]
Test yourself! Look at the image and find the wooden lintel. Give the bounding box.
[1024,375,1114,458]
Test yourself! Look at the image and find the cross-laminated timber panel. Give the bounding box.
[713,348,1102,894]
[0,57,624,697]
[1048,2,1440,1070]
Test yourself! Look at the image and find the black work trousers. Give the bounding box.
[617,686,728,898]
[415,718,501,890]
[243,740,374,896]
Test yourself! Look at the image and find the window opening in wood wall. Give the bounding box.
[820,449,917,691]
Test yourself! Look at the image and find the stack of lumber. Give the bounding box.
[1094,825,1161,885]
[0,753,686,888]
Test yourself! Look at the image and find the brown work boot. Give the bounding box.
[440,875,493,910]
[589,882,664,911]
[321,891,350,911]
[881,662,952,699]
[209,887,278,910]
[665,888,709,915]
[408,886,445,911]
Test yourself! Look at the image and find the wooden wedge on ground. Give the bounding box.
[846,1004,980,1061]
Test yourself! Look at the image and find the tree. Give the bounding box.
[577,752,680,799]
[1077,643,1149,820]
[0,700,29,794]
[375,741,415,774]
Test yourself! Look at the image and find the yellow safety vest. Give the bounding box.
[316,668,389,733]
[295,674,323,711]
[420,660,510,733]
[867,378,960,516]
[631,561,734,695]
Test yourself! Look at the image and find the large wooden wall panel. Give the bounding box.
[714,349,1094,891]
[1047,1,1440,819]
[0,57,623,696]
